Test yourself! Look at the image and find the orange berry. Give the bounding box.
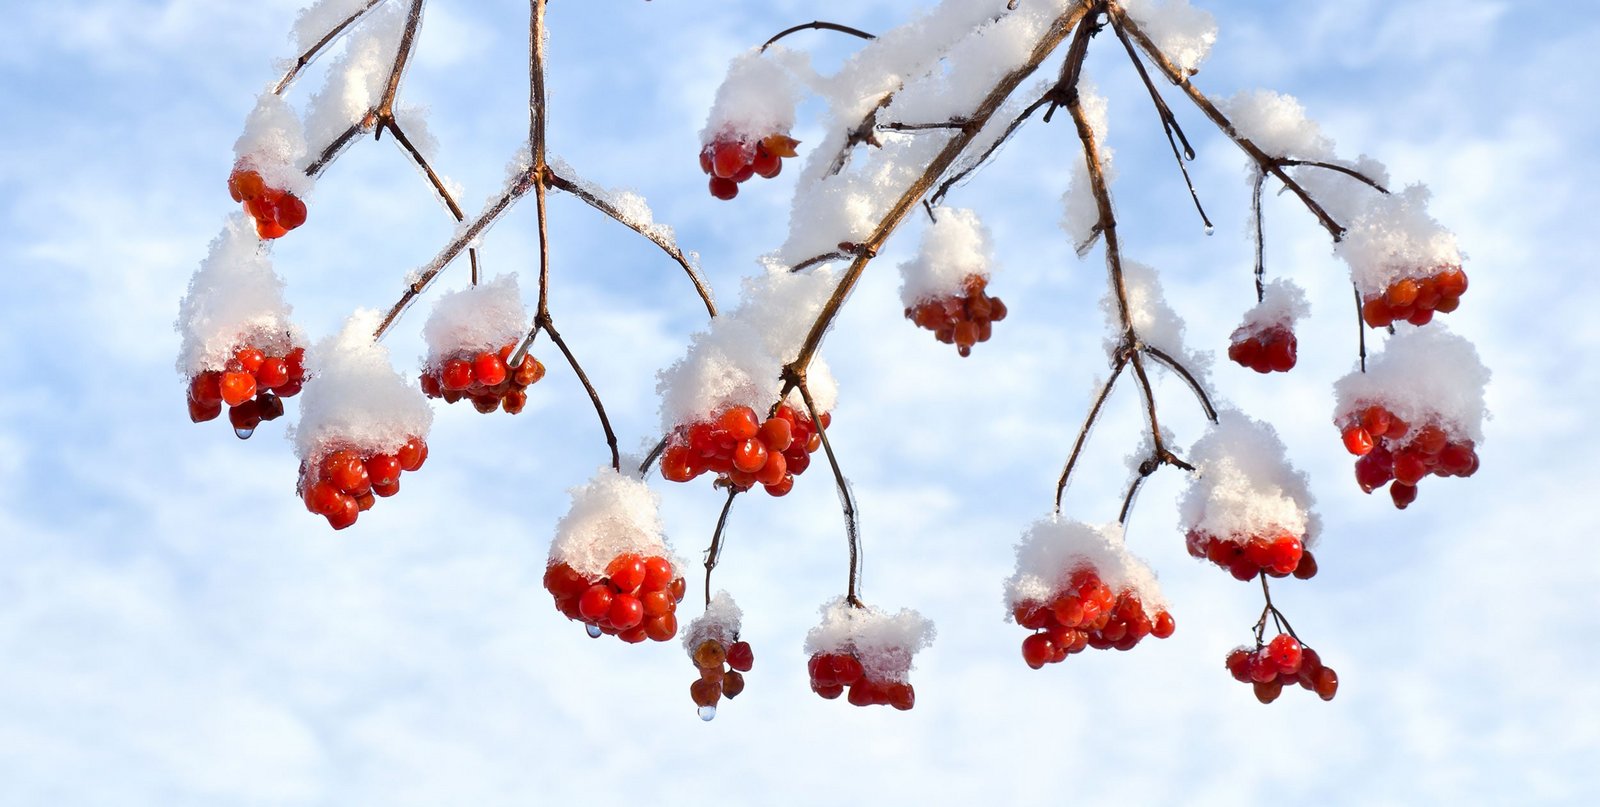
[219,372,256,407]
[719,406,760,440]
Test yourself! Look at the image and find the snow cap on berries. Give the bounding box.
[294,309,432,458]
[234,92,312,198]
[421,274,528,364]
[549,467,679,580]
[176,215,303,376]
[1005,518,1167,615]
[701,46,805,144]
[1179,410,1320,546]
[899,208,995,307]
[804,598,935,683]
[1238,278,1310,332]
[1120,0,1217,75]
[1335,185,1463,297]
[657,263,839,430]
[683,591,743,654]
[1334,325,1489,444]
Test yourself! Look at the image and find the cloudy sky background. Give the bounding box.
[2,0,1597,803]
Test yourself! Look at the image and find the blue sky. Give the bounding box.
[2,0,1597,804]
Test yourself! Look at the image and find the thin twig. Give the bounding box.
[1111,4,1348,241]
[1142,345,1218,422]
[1117,471,1146,525]
[545,169,717,318]
[928,94,1054,209]
[1055,357,1127,511]
[879,119,972,132]
[788,368,864,608]
[382,117,481,285]
[1109,13,1212,233]
[761,20,876,52]
[1354,283,1368,373]
[541,315,621,471]
[639,436,668,477]
[1251,169,1267,302]
[1277,159,1391,194]
[272,0,387,95]
[704,489,739,607]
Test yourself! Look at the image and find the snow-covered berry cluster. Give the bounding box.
[1226,635,1339,704]
[1007,519,1173,669]
[804,599,933,710]
[1334,328,1488,509]
[297,437,427,529]
[1339,403,1480,509]
[292,310,435,530]
[1179,412,1321,581]
[700,134,800,200]
[905,275,1007,357]
[545,469,686,643]
[228,164,308,240]
[683,593,753,720]
[187,344,306,438]
[419,275,544,414]
[900,209,1005,357]
[420,344,546,414]
[1227,280,1308,374]
[1359,265,1467,329]
[660,404,825,496]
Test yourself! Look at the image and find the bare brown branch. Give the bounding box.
[761,20,876,52]
[272,0,387,96]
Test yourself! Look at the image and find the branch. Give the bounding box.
[1108,13,1212,233]
[1354,283,1368,373]
[1251,168,1266,302]
[272,0,387,95]
[928,94,1053,209]
[1278,159,1391,194]
[785,4,1093,382]
[381,117,481,284]
[1110,3,1349,241]
[761,20,876,52]
[545,168,717,319]
[788,370,864,608]
[1142,345,1218,423]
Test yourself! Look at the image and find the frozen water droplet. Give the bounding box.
[1204,225,1216,236]
[234,426,255,440]
[585,623,602,639]
[697,705,717,721]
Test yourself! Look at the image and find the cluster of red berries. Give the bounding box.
[698,133,800,200]
[1360,266,1468,328]
[188,345,307,438]
[1339,403,1479,509]
[297,437,428,530]
[688,637,754,719]
[1013,566,1176,669]
[905,275,1008,357]
[228,164,307,240]
[1227,322,1297,373]
[1226,634,1339,703]
[806,651,915,710]
[659,404,827,496]
[542,554,687,643]
[1185,529,1318,582]
[419,343,546,414]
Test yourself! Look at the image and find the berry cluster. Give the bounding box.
[1360,266,1468,328]
[543,554,687,643]
[698,133,800,200]
[659,404,826,496]
[419,343,546,414]
[1012,566,1175,669]
[1227,323,1297,373]
[1184,529,1317,582]
[188,345,307,439]
[1339,403,1480,509]
[227,164,307,240]
[1226,634,1339,704]
[806,651,915,710]
[297,437,428,530]
[688,637,754,720]
[904,275,1008,357]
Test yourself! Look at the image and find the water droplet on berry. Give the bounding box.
[1204,225,1216,236]
[234,425,255,440]
[697,705,716,722]
[585,623,602,639]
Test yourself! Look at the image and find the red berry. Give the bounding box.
[608,595,644,631]
[441,358,472,391]
[607,553,647,594]
[1021,633,1054,669]
[727,641,754,672]
[1342,425,1374,456]
[473,352,507,386]
[709,176,738,200]
[326,497,359,530]
[396,437,427,472]
[219,372,256,407]
[719,406,760,441]
[366,454,400,487]
[732,438,768,473]
[578,584,613,622]
[711,140,747,179]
